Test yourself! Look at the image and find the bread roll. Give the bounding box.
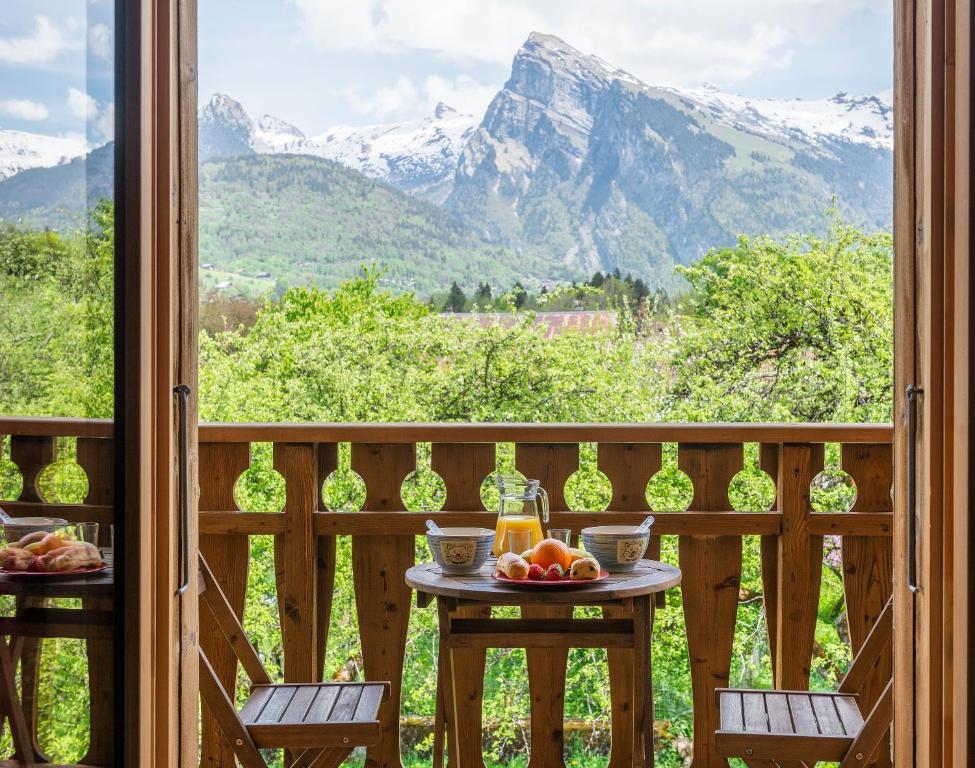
[496,552,530,580]
[35,542,102,572]
[569,557,601,580]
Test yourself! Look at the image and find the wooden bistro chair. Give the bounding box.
[198,555,389,768]
[715,596,893,768]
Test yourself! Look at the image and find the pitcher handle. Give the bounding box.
[537,486,550,524]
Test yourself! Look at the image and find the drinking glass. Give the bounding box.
[507,528,532,555]
[75,522,100,546]
[547,528,572,545]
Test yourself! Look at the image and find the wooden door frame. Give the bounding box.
[894,0,974,764]
[116,0,199,764]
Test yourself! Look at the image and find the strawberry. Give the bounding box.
[543,564,565,581]
[527,563,545,580]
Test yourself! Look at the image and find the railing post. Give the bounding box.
[516,443,579,768]
[431,442,496,768]
[758,443,780,680]
[598,442,662,768]
[774,443,824,689]
[841,443,893,768]
[314,443,338,681]
[351,442,416,768]
[198,441,251,768]
[273,442,319,683]
[10,435,56,503]
[77,436,115,766]
[677,443,743,768]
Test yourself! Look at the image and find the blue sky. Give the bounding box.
[2,0,892,139]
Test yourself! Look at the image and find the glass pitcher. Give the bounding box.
[492,473,550,556]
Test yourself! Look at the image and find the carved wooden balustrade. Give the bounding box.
[0,418,894,768]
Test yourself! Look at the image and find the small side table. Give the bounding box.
[406,559,681,768]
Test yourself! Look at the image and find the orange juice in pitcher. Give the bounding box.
[492,474,549,556]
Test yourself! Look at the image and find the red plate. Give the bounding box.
[492,570,609,587]
[0,563,108,579]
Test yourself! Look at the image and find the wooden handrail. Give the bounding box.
[0,417,895,443]
[0,415,895,768]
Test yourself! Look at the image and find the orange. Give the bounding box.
[530,538,572,570]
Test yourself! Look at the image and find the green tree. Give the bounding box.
[445,281,467,312]
[666,214,893,422]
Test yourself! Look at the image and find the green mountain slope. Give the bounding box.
[197,154,545,295]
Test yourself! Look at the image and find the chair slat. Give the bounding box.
[328,685,365,723]
[258,686,299,723]
[742,692,768,732]
[834,695,865,736]
[304,685,341,723]
[786,694,819,734]
[812,694,844,735]
[352,684,386,722]
[239,686,275,723]
[765,693,794,734]
[281,686,320,725]
[719,691,745,732]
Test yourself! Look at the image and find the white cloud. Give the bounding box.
[94,103,114,141]
[66,89,113,141]
[0,16,76,66]
[67,88,98,120]
[346,74,498,121]
[422,75,499,117]
[0,99,49,121]
[88,23,111,61]
[347,76,417,119]
[289,0,888,88]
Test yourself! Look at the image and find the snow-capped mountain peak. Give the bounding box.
[257,115,303,138]
[0,129,87,181]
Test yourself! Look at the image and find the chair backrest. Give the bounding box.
[198,554,271,686]
[838,595,893,696]
[838,596,894,768]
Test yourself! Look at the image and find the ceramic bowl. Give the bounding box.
[2,516,69,545]
[426,527,495,575]
[581,524,651,572]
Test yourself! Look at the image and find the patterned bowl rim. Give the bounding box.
[582,526,651,536]
[427,528,495,539]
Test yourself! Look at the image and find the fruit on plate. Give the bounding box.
[0,538,103,573]
[527,563,545,580]
[543,564,565,581]
[569,557,601,580]
[24,532,72,555]
[35,542,102,572]
[530,538,572,570]
[567,548,589,564]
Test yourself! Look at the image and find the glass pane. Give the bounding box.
[0,1,116,765]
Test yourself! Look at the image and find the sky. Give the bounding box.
[1,0,893,139]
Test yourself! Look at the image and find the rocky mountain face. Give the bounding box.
[446,33,892,279]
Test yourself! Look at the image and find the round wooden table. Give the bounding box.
[406,559,682,768]
[0,559,114,766]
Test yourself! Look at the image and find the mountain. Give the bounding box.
[446,32,892,278]
[0,129,86,181]
[0,32,894,294]
[195,154,540,294]
[0,142,113,228]
[199,95,476,202]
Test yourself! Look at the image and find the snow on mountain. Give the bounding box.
[198,94,476,202]
[0,129,87,181]
[669,85,893,151]
[289,104,476,202]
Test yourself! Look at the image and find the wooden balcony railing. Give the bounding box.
[0,418,894,768]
